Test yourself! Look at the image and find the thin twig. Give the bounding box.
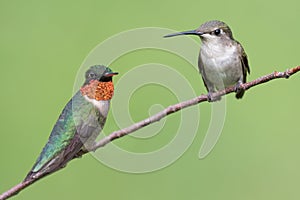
[1,66,299,200]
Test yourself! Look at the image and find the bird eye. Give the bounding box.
[88,73,96,78]
[214,29,221,35]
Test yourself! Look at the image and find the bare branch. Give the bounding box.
[0,179,35,200]
[1,66,299,200]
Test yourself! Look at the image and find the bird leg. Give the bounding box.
[234,80,245,99]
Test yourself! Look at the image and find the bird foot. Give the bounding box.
[284,69,291,79]
[234,82,245,99]
[207,92,221,102]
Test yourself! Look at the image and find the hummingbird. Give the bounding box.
[164,20,250,101]
[24,65,118,181]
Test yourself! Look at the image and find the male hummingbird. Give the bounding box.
[164,20,250,101]
[24,65,118,181]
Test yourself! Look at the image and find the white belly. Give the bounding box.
[200,43,243,89]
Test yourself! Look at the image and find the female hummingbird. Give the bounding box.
[164,20,250,101]
[24,65,118,181]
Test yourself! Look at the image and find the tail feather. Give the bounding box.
[23,134,84,182]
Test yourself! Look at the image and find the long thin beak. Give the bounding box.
[163,30,203,38]
[104,72,118,77]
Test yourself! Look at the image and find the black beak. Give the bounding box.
[104,72,118,77]
[163,30,203,38]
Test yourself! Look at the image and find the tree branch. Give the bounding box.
[1,66,299,200]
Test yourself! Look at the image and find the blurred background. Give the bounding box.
[0,0,299,199]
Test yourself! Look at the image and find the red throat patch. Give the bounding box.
[80,80,114,101]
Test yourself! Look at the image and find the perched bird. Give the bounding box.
[24,65,118,181]
[164,20,250,101]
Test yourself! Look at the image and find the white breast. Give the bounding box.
[83,95,111,117]
[200,42,242,88]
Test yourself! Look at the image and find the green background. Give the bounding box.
[1,0,299,199]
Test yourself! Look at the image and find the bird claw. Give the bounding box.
[207,92,221,102]
[285,69,291,79]
[234,83,245,99]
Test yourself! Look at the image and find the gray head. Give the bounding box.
[164,20,234,42]
[84,65,118,85]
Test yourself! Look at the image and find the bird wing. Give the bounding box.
[25,92,102,181]
[238,42,250,83]
[24,97,78,180]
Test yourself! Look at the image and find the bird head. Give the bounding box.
[81,65,118,101]
[164,20,233,43]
